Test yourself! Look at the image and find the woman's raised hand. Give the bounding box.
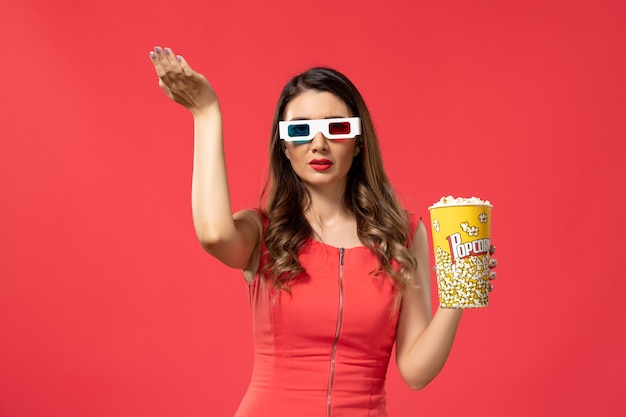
[149,46,219,116]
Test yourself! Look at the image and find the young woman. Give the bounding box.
[149,46,497,417]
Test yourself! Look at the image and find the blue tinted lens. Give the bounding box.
[288,124,310,137]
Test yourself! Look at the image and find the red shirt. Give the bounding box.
[235,238,399,417]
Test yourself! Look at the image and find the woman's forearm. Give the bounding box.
[399,307,463,390]
[190,106,236,245]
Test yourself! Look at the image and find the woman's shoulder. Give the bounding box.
[403,209,425,246]
[404,209,422,229]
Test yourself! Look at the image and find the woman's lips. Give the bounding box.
[309,159,333,171]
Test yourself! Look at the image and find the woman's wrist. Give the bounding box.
[192,101,221,119]
[435,305,464,319]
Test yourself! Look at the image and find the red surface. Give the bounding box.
[1,1,624,416]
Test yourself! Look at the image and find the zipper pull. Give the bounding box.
[340,247,345,265]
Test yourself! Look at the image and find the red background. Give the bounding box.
[1,1,624,416]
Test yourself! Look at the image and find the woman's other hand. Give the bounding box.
[149,46,219,116]
[488,244,498,292]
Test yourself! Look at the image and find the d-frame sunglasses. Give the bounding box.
[279,117,361,142]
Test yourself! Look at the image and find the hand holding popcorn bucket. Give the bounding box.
[428,196,493,308]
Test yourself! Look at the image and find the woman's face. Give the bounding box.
[282,90,360,191]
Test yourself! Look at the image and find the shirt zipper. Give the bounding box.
[327,247,345,417]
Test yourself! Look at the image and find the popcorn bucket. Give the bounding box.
[428,197,492,308]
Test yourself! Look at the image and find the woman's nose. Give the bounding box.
[310,132,329,152]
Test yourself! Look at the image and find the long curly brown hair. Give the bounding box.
[259,67,417,299]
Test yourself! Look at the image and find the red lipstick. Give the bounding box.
[309,159,333,171]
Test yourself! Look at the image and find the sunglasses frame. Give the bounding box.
[279,117,361,142]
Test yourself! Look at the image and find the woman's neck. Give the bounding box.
[304,184,349,225]
[304,186,362,248]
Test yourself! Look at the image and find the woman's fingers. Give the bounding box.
[150,46,167,78]
[489,257,498,268]
[150,46,185,82]
[488,245,498,269]
[176,54,194,77]
[150,46,189,100]
[487,244,497,290]
[162,47,183,77]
